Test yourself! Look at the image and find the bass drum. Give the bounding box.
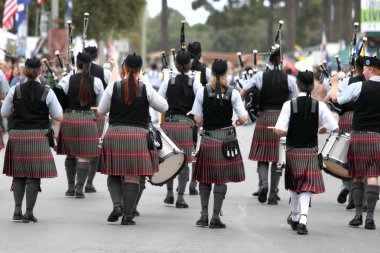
[149,130,186,186]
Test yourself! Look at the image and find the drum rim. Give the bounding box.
[323,156,347,168]
[149,152,187,186]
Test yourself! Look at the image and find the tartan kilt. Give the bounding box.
[3,130,57,178]
[338,111,353,134]
[0,127,4,149]
[98,125,159,176]
[95,114,106,136]
[285,148,325,194]
[56,111,99,157]
[348,131,380,177]
[249,111,280,162]
[161,118,194,164]
[193,128,245,184]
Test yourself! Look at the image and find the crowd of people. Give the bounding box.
[0,40,379,236]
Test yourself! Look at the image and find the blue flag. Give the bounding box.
[15,0,30,32]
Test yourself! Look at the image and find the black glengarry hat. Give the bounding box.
[188,42,202,59]
[297,70,314,86]
[124,53,143,70]
[212,59,228,77]
[25,58,42,69]
[77,52,92,64]
[364,56,380,69]
[175,50,191,66]
[84,46,98,59]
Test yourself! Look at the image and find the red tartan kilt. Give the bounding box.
[0,127,4,149]
[338,111,353,134]
[285,148,325,194]
[3,130,57,178]
[95,114,106,136]
[161,121,194,164]
[249,111,280,162]
[56,112,99,157]
[348,132,380,177]
[98,125,159,176]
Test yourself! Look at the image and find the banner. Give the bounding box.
[361,0,380,32]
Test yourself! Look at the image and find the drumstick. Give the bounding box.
[90,107,98,111]
[267,126,275,129]
[186,111,192,116]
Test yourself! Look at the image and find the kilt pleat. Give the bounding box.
[3,130,57,178]
[249,111,280,162]
[0,127,4,149]
[56,111,99,157]
[193,128,245,184]
[98,125,159,176]
[95,114,106,136]
[348,132,380,177]
[338,111,353,134]
[161,117,194,164]
[285,148,325,194]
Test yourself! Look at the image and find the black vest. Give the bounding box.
[109,80,150,128]
[202,85,234,131]
[91,63,107,89]
[352,80,380,132]
[341,74,365,113]
[9,81,50,130]
[191,60,207,86]
[287,97,319,148]
[67,74,96,110]
[260,70,289,110]
[166,74,195,116]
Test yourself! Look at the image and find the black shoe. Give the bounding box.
[164,196,174,204]
[75,191,85,199]
[209,217,226,229]
[297,223,308,235]
[121,215,136,225]
[365,219,376,230]
[349,215,363,227]
[252,190,260,197]
[65,189,75,197]
[22,213,38,223]
[175,200,189,208]
[275,193,281,201]
[258,186,268,203]
[13,210,23,222]
[346,199,355,210]
[189,187,199,195]
[267,195,278,205]
[133,208,140,217]
[196,216,209,227]
[85,184,97,193]
[362,205,368,212]
[287,214,299,231]
[107,206,123,222]
[337,187,350,204]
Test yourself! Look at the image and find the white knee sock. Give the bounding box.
[299,192,312,225]
[288,190,300,222]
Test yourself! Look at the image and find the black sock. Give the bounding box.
[166,179,174,198]
[107,175,123,208]
[352,181,365,217]
[12,177,26,213]
[86,157,98,185]
[199,183,212,217]
[135,176,146,209]
[365,185,380,221]
[76,162,90,193]
[190,161,198,188]
[25,178,41,215]
[258,162,269,188]
[270,162,281,197]
[65,157,77,191]
[213,184,227,219]
[123,182,139,217]
[177,165,189,201]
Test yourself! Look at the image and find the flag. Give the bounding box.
[65,0,73,21]
[15,0,31,32]
[2,0,18,31]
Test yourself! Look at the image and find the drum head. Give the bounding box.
[150,153,186,186]
[323,160,352,179]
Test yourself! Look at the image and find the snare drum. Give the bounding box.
[149,130,186,186]
[320,132,351,179]
[277,137,286,169]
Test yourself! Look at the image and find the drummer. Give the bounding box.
[97,53,168,225]
[331,56,380,230]
[159,50,203,208]
[191,59,247,228]
[274,70,338,235]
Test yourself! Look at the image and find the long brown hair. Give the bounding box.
[123,65,141,106]
[23,67,41,80]
[76,61,93,107]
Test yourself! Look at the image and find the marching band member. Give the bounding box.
[191,59,247,228]
[1,58,63,223]
[82,46,111,194]
[331,56,380,230]
[56,52,104,199]
[97,53,168,225]
[0,68,10,147]
[159,50,203,208]
[242,48,298,205]
[274,70,338,235]
[188,41,211,86]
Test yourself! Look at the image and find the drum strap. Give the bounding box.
[116,80,144,98]
[40,87,50,102]
[206,85,233,101]
[291,98,317,114]
[16,84,22,99]
[15,83,50,102]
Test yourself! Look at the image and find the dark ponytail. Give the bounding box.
[77,62,93,107]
